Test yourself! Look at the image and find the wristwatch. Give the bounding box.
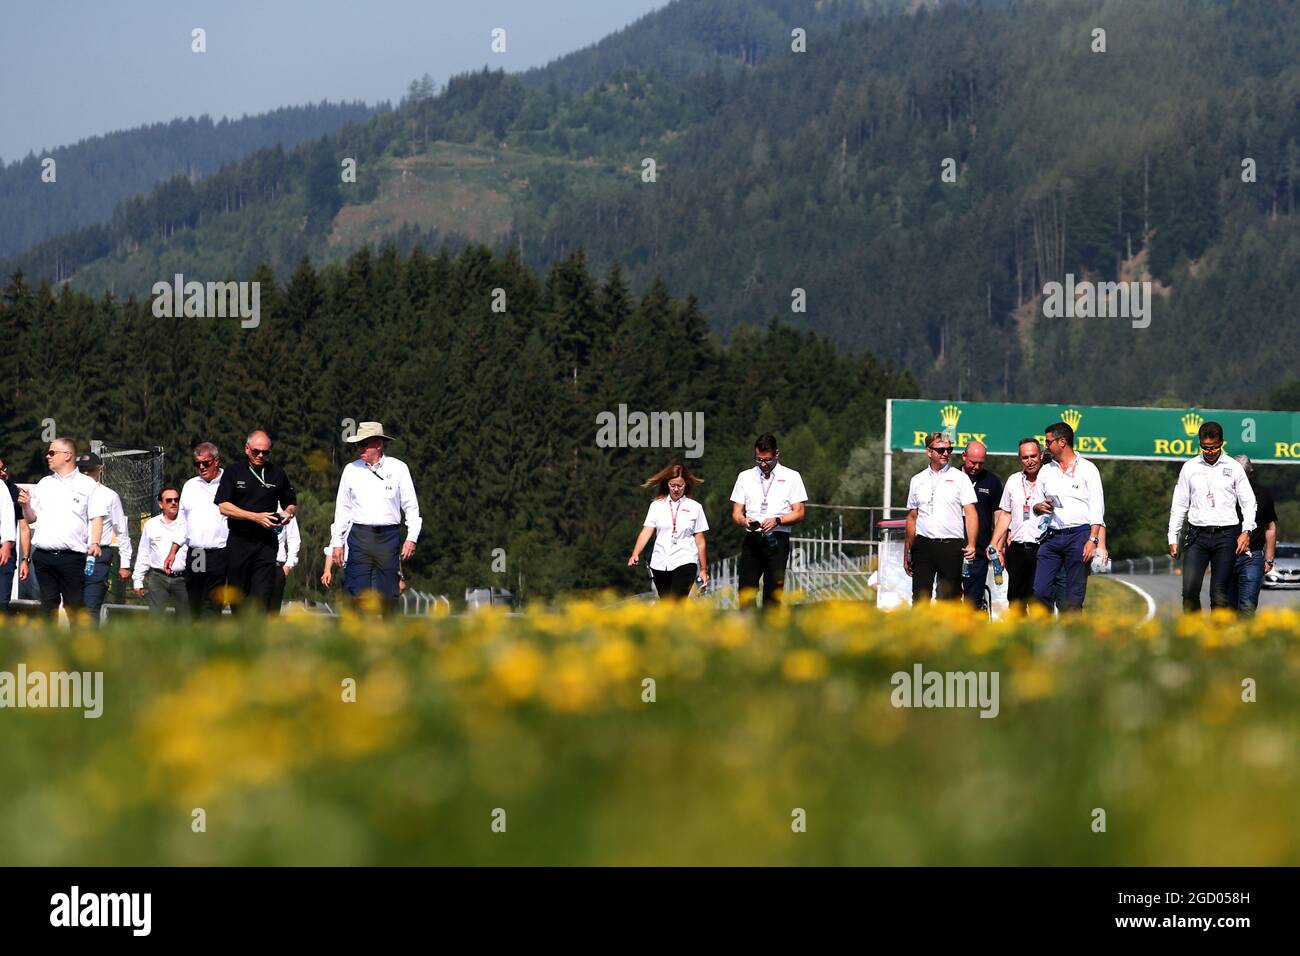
[1089,536,1099,544]
[774,515,782,527]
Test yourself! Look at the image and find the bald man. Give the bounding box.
[959,440,1003,610]
[215,430,298,614]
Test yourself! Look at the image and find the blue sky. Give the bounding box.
[0,0,668,162]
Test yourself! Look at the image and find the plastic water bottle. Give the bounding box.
[695,575,708,596]
[84,554,96,577]
[987,546,1004,586]
[962,555,971,579]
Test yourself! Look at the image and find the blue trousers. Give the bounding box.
[1033,526,1090,611]
[0,549,14,611]
[962,553,989,609]
[1181,525,1239,612]
[342,524,400,606]
[1224,549,1265,615]
[83,545,118,623]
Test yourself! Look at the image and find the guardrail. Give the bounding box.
[1110,555,1177,575]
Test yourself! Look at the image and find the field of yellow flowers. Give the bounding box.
[0,597,1296,865]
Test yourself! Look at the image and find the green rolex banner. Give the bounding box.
[887,399,1300,464]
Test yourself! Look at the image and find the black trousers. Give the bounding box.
[1181,525,1239,612]
[226,537,280,614]
[1004,542,1039,614]
[270,561,288,612]
[911,536,963,603]
[738,531,791,609]
[33,548,87,618]
[185,546,229,618]
[652,563,697,600]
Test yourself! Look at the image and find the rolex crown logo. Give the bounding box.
[1060,408,1082,431]
[940,404,962,432]
[1182,412,1204,436]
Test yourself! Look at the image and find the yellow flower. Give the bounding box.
[782,648,829,682]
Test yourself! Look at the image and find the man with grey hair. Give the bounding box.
[958,439,1002,610]
[1226,454,1276,615]
[167,440,229,617]
[216,430,298,614]
[17,437,108,619]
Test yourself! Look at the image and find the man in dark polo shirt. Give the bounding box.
[959,440,1002,610]
[0,456,21,612]
[1226,455,1276,615]
[215,430,298,614]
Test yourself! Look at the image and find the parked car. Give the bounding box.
[1262,543,1300,590]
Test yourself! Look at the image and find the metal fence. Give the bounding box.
[1110,554,1177,575]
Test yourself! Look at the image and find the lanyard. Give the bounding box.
[668,496,683,535]
[249,465,272,488]
[1021,473,1035,518]
[758,467,775,510]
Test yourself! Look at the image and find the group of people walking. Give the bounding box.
[0,422,420,621]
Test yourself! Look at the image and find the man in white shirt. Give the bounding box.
[329,422,421,610]
[1167,420,1256,613]
[729,433,807,610]
[17,437,108,619]
[1032,420,1105,611]
[166,441,229,617]
[0,460,14,610]
[133,487,189,614]
[77,453,134,624]
[905,431,978,603]
[271,514,301,612]
[990,437,1047,615]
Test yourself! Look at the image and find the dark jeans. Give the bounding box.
[962,553,990,609]
[1225,550,1266,615]
[226,537,280,614]
[1034,525,1090,611]
[33,548,87,619]
[145,568,190,614]
[185,545,229,617]
[1181,525,1239,612]
[342,524,400,608]
[270,561,288,611]
[652,563,697,600]
[1004,542,1039,614]
[83,545,118,623]
[0,549,14,612]
[911,536,963,603]
[738,530,791,610]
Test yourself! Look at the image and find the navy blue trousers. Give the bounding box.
[1033,525,1091,611]
[343,524,401,605]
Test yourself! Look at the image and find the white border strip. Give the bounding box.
[1108,577,1157,623]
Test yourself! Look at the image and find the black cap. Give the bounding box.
[76,452,103,472]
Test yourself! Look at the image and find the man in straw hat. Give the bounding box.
[329,422,421,611]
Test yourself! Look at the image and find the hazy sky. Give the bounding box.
[0,0,668,162]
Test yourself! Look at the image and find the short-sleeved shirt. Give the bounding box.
[29,470,110,552]
[907,465,977,540]
[215,459,297,546]
[643,496,709,571]
[1037,455,1105,530]
[729,463,808,534]
[967,469,1003,550]
[997,471,1048,545]
[1241,484,1277,553]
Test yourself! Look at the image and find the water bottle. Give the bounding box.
[962,555,971,579]
[987,546,1004,586]
[84,554,96,577]
[695,574,708,596]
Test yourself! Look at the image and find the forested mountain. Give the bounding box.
[4,0,1299,410]
[0,101,380,260]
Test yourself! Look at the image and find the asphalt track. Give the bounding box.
[1109,573,1300,617]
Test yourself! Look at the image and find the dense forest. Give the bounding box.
[0,101,379,261]
[4,0,1297,407]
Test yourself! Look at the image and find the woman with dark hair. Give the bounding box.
[627,463,709,600]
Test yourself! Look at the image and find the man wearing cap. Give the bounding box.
[1167,421,1256,613]
[17,437,108,619]
[77,452,133,623]
[1225,454,1275,615]
[215,430,298,615]
[329,422,421,610]
[166,441,230,617]
[133,487,189,615]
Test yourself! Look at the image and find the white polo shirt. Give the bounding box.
[90,484,133,566]
[997,470,1048,545]
[643,495,709,571]
[907,465,976,540]
[133,514,188,588]
[729,463,808,534]
[179,471,229,549]
[0,486,14,544]
[1167,454,1257,544]
[1037,454,1105,530]
[329,455,421,548]
[29,470,109,552]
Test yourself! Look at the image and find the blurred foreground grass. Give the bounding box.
[0,597,1296,865]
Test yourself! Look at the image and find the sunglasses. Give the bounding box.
[161,497,180,504]
[1200,445,1223,454]
[753,456,778,464]
[44,450,64,457]
[194,459,216,468]
[930,446,954,454]
[248,449,270,457]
